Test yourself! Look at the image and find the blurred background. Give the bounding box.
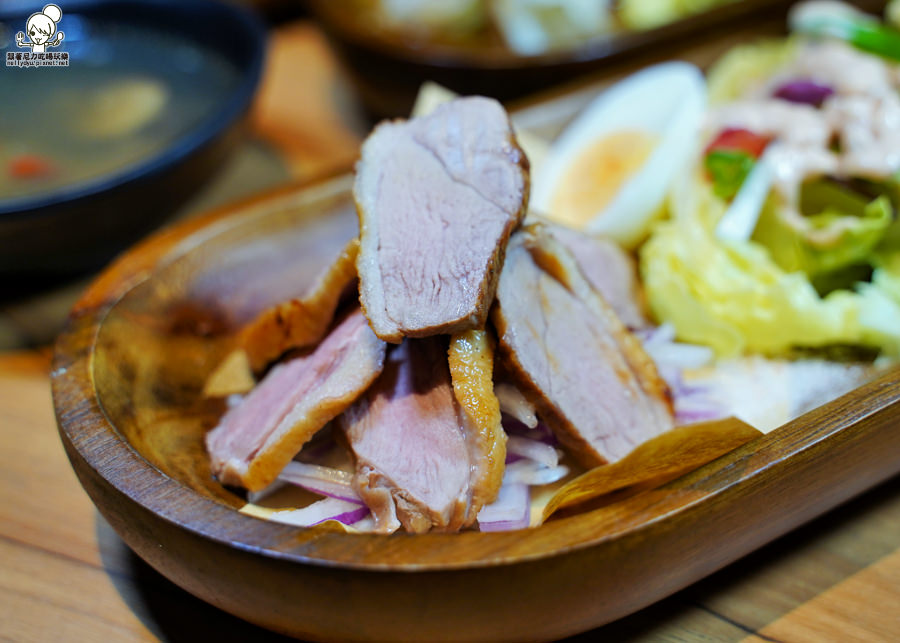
[0,0,883,350]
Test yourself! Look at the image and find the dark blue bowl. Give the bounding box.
[0,0,266,276]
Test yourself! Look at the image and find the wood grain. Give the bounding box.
[754,549,900,641]
[0,351,151,641]
[5,347,899,641]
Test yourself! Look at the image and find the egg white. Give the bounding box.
[531,62,707,247]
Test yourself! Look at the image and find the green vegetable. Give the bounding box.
[639,176,900,357]
[872,243,900,302]
[705,149,755,200]
[752,181,894,281]
[810,264,873,297]
[792,4,900,61]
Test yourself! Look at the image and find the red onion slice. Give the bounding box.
[507,435,560,468]
[269,497,369,527]
[504,459,569,486]
[277,461,361,503]
[477,482,530,531]
[773,79,834,107]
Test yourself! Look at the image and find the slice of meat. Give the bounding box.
[354,96,530,342]
[340,338,488,533]
[541,221,648,328]
[448,329,507,513]
[491,226,673,468]
[206,308,386,491]
[238,238,360,373]
[523,227,671,411]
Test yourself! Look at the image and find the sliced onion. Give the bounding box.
[507,435,559,468]
[503,415,557,444]
[269,497,369,527]
[671,376,713,396]
[350,514,376,532]
[641,323,714,371]
[504,459,569,486]
[674,395,726,425]
[478,482,530,531]
[646,341,715,371]
[676,408,727,424]
[495,382,538,428]
[773,79,834,107]
[715,146,774,242]
[638,322,725,425]
[277,461,361,503]
[635,322,676,345]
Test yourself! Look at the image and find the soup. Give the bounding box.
[0,20,241,202]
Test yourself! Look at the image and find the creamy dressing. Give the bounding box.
[706,40,900,208]
[825,92,900,177]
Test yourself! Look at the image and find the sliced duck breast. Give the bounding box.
[239,238,360,373]
[541,221,648,329]
[354,96,529,342]
[206,308,386,491]
[340,335,505,533]
[492,225,673,468]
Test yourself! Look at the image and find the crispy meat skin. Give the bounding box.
[239,238,359,373]
[491,226,673,467]
[206,308,385,491]
[448,329,507,513]
[354,96,529,342]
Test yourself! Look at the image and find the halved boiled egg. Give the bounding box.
[531,62,707,247]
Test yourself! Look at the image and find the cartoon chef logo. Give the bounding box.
[16,4,65,53]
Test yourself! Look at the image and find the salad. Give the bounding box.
[642,1,900,358]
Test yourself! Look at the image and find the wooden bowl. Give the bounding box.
[0,0,265,277]
[51,169,900,641]
[307,0,797,118]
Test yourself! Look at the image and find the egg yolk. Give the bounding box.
[550,130,657,228]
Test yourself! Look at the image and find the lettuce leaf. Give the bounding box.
[647,35,900,358]
[639,175,900,357]
[873,245,900,302]
[752,184,894,281]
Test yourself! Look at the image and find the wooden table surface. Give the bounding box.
[2,14,900,643]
